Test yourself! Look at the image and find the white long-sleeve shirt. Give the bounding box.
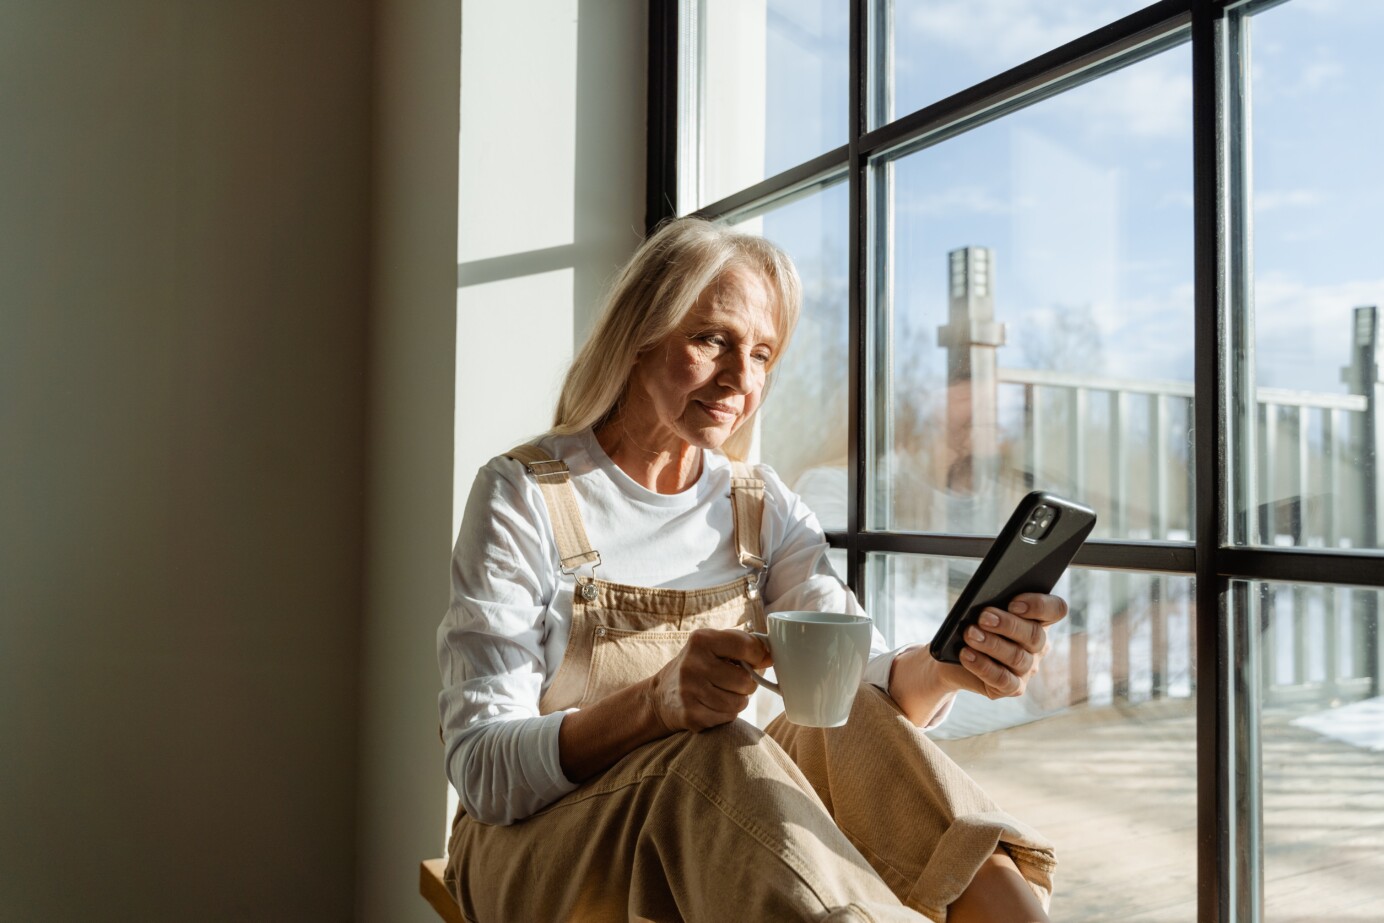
[437,428,920,826]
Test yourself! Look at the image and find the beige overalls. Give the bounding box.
[445,447,1056,923]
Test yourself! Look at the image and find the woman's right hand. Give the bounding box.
[645,628,770,732]
[559,629,772,783]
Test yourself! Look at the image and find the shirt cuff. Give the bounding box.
[862,644,953,730]
[536,710,581,798]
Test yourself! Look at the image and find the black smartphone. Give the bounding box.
[929,491,1097,664]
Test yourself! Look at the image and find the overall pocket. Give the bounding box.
[580,626,692,707]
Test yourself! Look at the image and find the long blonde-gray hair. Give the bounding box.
[553,217,802,460]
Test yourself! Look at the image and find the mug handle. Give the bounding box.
[740,630,781,696]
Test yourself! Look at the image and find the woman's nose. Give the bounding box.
[718,349,759,392]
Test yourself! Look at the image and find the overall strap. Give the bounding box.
[505,445,601,574]
[728,460,767,570]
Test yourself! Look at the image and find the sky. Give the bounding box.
[711,0,1384,397]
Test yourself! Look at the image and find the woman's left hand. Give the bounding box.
[888,592,1069,725]
[947,592,1067,700]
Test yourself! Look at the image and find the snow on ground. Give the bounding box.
[1291,696,1384,752]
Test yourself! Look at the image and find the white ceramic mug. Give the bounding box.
[745,611,872,727]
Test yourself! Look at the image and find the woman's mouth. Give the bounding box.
[698,401,738,422]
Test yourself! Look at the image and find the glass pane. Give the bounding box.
[826,547,848,582]
[1239,579,1384,921]
[880,0,1149,127]
[875,45,1194,538]
[736,183,849,530]
[698,0,847,206]
[1242,0,1384,551]
[870,553,1198,920]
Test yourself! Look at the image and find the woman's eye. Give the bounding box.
[752,351,772,365]
[700,334,727,348]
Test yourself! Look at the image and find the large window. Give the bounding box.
[653,1,1384,920]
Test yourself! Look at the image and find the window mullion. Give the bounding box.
[1194,1,1248,920]
[846,0,866,595]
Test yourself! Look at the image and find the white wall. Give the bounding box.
[0,2,372,919]
[358,1,647,921]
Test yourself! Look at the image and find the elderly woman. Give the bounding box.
[438,217,1062,922]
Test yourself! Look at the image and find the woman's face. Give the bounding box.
[625,267,781,452]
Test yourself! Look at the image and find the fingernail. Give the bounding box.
[968,627,985,643]
[1009,600,1029,615]
[980,611,1000,628]
[961,649,976,662]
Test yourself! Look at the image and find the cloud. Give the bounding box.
[1301,60,1345,92]
[1255,272,1384,314]
[1255,46,1345,102]
[1057,56,1192,140]
[902,0,1190,140]
[1296,0,1345,15]
[1101,282,1196,382]
[1255,189,1323,212]
[905,0,1133,67]
[898,184,1012,218]
[991,273,1384,394]
[1158,191,1195,210]
[996,282,1195,385]
[1253,272,1384,391]
[1276,225,1326,244]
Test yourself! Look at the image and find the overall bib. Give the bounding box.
[445,447,1056,923]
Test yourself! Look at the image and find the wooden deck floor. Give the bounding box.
[932,698,1384,922]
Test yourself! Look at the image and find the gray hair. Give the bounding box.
[553,216,802,460]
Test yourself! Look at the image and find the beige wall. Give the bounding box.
[0,0,646,919]
[356,0,459,921]
[0,1,372,919]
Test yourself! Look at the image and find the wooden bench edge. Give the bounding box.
[419,857,465,923]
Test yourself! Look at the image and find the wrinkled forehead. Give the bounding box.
[689,265,785,342]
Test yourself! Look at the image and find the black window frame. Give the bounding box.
[646,2,1384,919]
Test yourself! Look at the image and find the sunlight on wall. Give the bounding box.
[453,270,574,539]
[455,0,581,558]
[458,0,576,264]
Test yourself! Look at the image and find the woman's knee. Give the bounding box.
[663,718,773,773]
[662,720,838,829]
[661,719,826,802]
[948,848,1050,923]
